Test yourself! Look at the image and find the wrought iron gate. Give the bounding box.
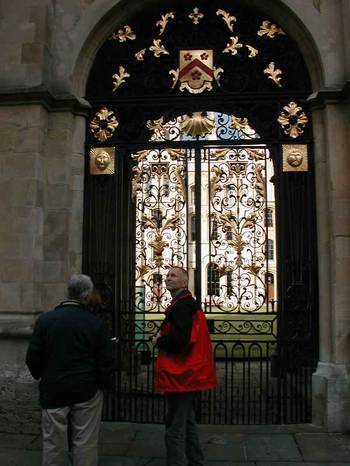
[83,0,318,424]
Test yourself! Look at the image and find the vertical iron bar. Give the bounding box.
[195,147,202,306]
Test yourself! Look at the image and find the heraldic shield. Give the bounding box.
[179,49,214,94]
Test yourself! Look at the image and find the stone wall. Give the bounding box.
[0,101,87,432]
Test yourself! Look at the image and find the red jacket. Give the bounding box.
[154,293,217,393]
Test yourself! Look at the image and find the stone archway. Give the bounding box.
[80,0,322,425]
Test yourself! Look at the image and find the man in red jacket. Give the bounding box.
[153,267,217,466]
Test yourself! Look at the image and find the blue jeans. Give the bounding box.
[165,392,204,466]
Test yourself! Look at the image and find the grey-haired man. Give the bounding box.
[26,274,114,466]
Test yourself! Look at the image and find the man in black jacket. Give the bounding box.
[26,274,114,466]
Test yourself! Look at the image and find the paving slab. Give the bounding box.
[0,449,41,466]
[245,434,302,461]
[203,433,246,462]
[137,460,166,466]
[100,456,140,466]
[295,433,350,462]
[99,442,129,456]
[100,425,136,444]
[0,433,36,449]
[205,463,254,466]
[257,463,350,466]
[125,438,166,457]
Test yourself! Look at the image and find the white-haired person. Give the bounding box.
[26,274,114,466]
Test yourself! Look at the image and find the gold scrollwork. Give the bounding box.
[131,165,143,198]
[180,112,215,137]
[189,7,204,24]
[231,232,248,258]
[218,264,234,277]
[151,163,168,176]
[210,166,223,198]
[229,162,246,176]
[149,39,169,57]
[131,150,151,162]
[112,66,130,91]
[247,148,265,161]
[141,212,180,267]
[211,149,231,160]
[135,49,147,61]
[282,144,308,172]
[149,232,169,266]
[230,117,258,139]
[231,116,249,131]
[167,149,186,160]
[244,262,263,276]
[264,62,282,87]
[156,12,175,35]
[216,9,236,32]
[278,102,309,138]
[257,20,285,38]
[169,68,179,88]
[90,107,119,142]
[110,25,136,42]
[136,263,154,280]
[246,45,259,58]
[146,117,164,132]
[175,166,186,197]
[254,164,265,197]
[90,147,115,175]
[223,36,243,56]
[214,67,224,85]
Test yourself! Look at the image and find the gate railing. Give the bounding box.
[103,302,312,425]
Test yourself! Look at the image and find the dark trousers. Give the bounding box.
[165,392,204,466]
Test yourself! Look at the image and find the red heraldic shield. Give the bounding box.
[179,49,214,94]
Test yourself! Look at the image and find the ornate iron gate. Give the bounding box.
[83,0,318,424]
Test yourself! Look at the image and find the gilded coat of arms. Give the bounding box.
[179,50,214,94]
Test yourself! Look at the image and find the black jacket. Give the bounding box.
[156,290,198,354]
[26,300,114,409]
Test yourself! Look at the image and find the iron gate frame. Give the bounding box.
[82,0,319,424]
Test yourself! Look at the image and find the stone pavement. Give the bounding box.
[1,422,350,465]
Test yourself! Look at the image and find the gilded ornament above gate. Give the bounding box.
[110,25,136,42]
[264,62,282,87]
[170,49,221,94]
[90,107,119,142]
[283,145,308,172]
[181,112,215,137]
[90,147,115,175]
[257,21,285,38]
[278,102,308,138]
[156,12,175,35]
[188,7,204,24]
[87,4,312,144]
[112,66,130,91]
[216,9,236,32]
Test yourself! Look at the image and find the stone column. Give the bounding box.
[311,92,350,431]
[0,104,47,432]
[41,110,87,310]
[0,99,88,433]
